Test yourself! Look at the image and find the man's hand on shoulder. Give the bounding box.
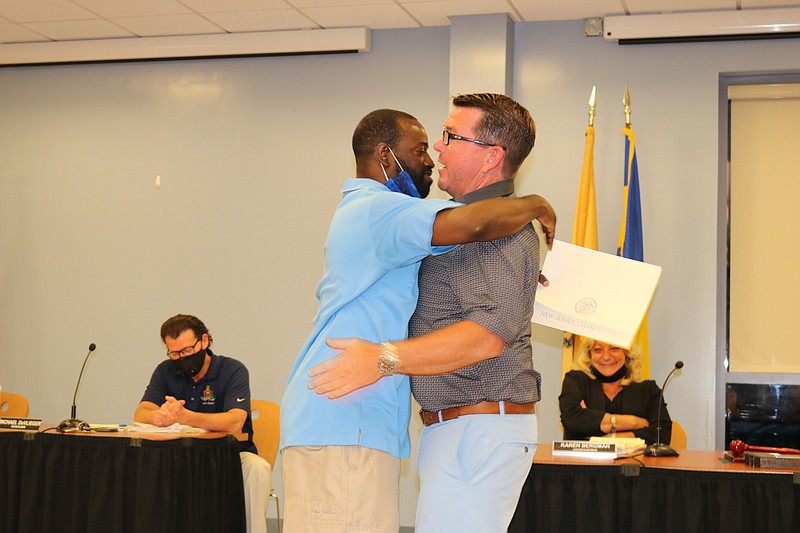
[307,338,385,399]
[522,194,556,248]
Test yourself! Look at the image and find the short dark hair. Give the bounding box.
[352,109,418,161]
[160,314,213,345]
[452,93,536,178]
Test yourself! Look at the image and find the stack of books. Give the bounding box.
[589,436,646,457]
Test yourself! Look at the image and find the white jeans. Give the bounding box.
[241,451,272,533]
[415,413,537,533]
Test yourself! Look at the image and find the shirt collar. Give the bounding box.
[453,179,515,204]
[203,349,219,379]
[342,177,385,195]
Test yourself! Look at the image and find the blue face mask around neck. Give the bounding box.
[381,147,422,198]
[385,170,422,198]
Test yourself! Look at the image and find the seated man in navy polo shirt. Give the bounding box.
[134,314,271,533]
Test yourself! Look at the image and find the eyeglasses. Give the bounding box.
[442,129,496,148]
[167,337,202,360]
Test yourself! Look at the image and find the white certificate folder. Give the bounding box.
[532,240,662,349]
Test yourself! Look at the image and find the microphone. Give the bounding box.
[57,343,97,432]
[643,360,683,457]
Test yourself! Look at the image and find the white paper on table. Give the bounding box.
[532,240,662,348]
[129,422,208,433]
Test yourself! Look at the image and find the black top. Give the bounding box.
[559,369,671,444]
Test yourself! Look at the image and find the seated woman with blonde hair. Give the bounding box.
[559,337,671,445]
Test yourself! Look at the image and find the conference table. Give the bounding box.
[0,426,246,533]
[509,444,800,533]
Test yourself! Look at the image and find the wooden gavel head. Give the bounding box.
[729,439,747,457]
[729,439,800,458]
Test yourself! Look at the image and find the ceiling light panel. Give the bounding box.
[0,0,95,22]
[112,14,223,37]
[23,19,135,40]
[71,0,192,18]
[204,9,319,32]
[302,4,418,29]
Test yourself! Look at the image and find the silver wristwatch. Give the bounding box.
[378,342,400,376]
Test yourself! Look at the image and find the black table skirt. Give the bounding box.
[1,431,245,533]
[509,462,800,533]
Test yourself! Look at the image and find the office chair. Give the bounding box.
[670,420,687,449]
[251,399,281,533]
[0,392,29,418]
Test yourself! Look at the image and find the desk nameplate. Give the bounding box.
[0,417,42,430]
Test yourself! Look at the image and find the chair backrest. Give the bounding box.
[0,392,29,418]
[250,399,280,469]
[670,420,687,449]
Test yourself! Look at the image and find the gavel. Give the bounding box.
[728,439,800,458]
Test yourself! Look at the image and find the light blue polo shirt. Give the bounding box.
[280,178,457,459]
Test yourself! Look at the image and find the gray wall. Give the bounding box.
[2,20,799,525]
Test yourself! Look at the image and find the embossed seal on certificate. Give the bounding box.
[574,297,597,315]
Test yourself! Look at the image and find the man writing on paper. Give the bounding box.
[134,314,272,533]
[309,93,546,532]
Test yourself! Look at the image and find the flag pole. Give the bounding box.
[561,85,599,378]
[623,83,631,127]
[619,83,652,378]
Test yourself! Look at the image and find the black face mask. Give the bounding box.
[591,364,628,384]
[174,348,207,379]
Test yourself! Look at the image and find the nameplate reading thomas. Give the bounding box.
[0,417,42,430]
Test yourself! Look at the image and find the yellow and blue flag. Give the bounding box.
[561,125,598,377]
[617,125,650,378]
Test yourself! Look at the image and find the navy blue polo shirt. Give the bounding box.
[141,349,256,454]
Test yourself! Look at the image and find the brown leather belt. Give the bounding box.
[419,401,535,427]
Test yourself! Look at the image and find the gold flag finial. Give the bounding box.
[623,83,631,127]
[588,85,597,126]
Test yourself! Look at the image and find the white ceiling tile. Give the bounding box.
[71,0,192,18]
[740,0,800,7]
[303,4,418,28]
[0,22,48,43]
[205,9,319,31]
[512,0,626,21]
[111,14,224,37]
[404,0,518,26]
[23,18,135,40]
[0,0,96,22]
[291,0,393,7]
[179,0,292,13]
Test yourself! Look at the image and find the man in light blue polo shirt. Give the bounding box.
[280,108,555,533]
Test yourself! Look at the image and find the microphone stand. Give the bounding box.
[644,361,683,457]
[57,343,96,432]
